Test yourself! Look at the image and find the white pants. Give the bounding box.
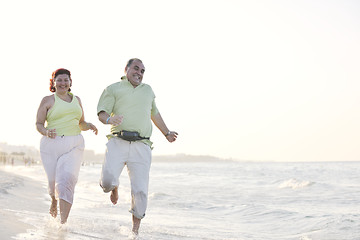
[100,137,152,219]
[40,135,84,204]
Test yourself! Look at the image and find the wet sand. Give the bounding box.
[0,167,48,239]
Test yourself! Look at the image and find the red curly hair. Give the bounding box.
[49,68,72,92]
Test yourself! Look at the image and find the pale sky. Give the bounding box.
[0,0,359,161]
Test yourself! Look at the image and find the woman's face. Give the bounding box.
[54,74,71,93]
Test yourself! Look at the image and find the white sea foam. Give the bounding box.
[300,237,313,240]
[278,178,314,189]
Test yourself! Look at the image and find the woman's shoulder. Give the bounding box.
[43,94,55,101]
[41,94,55,106]
[75,95,82,102]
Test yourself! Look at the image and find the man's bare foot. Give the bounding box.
[49,197,58,218]
[132,215,141,235]
[110,187,118,205]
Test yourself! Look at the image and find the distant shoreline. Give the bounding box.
[1,142,360,164]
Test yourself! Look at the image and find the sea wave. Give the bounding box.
[0,172,24,195]
[278,178,314,189]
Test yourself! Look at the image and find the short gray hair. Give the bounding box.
[125,58,143,70]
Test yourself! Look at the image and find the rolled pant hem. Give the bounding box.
[59,197,72,204]
[129,209,145,219]
[99,182,117,193]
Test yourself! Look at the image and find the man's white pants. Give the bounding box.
[100,137,152,219]
[40,135,84,204]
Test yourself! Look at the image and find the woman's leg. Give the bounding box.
[50,195,58,218]
[55,135,84,223]
[59,199,72,224]
[40,136,58,218]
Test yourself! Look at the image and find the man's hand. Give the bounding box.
[108,115,123,126]
[166,131,178,143]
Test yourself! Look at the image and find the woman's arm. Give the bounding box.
[36,96,56,138]
[77,96,98,135]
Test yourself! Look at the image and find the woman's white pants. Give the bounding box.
[40,135,84,204]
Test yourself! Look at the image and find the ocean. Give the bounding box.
[1,160,359,240]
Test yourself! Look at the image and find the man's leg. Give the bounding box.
[127,141,152,234]
[100,138,128,203]
[110,186,119,205]
[132,215,141,235]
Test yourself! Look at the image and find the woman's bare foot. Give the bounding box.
[59,199,72,224]
[110,187,118,205]
[49,196,58,218]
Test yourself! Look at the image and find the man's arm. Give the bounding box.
[151,112,178,142]
[98,111,123,126]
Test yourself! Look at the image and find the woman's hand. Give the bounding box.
[46,129,57,139]
[87,122,98,135]
[80,122,98,135]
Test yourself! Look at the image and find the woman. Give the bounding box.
[36,68,98,224]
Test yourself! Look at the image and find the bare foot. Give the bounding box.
[132,215,141,235]
[110,187,118,205]
[59,199,72,224]
[49,197,58,218]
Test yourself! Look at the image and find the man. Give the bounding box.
[97,58,178,234]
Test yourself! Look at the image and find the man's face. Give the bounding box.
[126,60,145,87]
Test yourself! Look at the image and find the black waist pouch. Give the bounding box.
[114,131,149,141]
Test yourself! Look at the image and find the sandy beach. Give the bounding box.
[0,166,48,239]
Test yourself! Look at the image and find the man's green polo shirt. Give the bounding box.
[97,76,159,147]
